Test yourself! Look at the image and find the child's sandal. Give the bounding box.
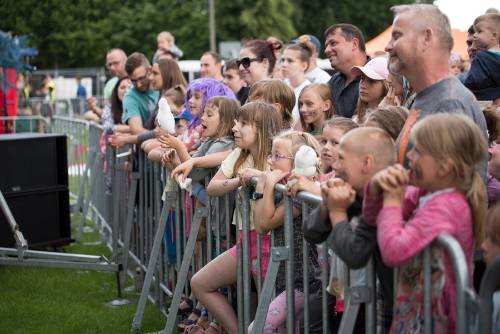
[204,322,220,334]
[184,324,205,334]
[177,308,201,332]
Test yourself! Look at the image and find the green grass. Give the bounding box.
[0,221,167,334]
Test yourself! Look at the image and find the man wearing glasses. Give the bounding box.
[122,52,160,134]
[86,48,127,120]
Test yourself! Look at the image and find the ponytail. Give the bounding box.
[466,171,487,244]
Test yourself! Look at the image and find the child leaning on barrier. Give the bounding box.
[151,78,235,164]
[248,130,322,333]
[171,97,238,224]
[481,201,500,333]
[363,114,487,334]
[309,127,397,333]
[189,101,283,334]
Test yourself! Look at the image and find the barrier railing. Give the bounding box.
[0,115,49,134]
[478,256,500,334]
[10,115,496,334]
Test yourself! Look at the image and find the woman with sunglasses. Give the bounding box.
[281,42,314,127]
[237,39,276,87]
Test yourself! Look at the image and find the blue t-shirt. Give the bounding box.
[76,84,87,98]
[122,87,159,125]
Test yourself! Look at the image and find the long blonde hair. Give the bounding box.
[299,83,336,133]
[234,101,283,172]
[411,113,487,243]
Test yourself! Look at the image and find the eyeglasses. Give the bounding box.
[267,153,294,162]
[237,57,261,69]
[130,68,150,84]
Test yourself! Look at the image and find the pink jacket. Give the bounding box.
[363,185,474,333]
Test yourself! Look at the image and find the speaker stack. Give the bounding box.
[0,133,72,248]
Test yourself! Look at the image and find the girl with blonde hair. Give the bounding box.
[364,113,488,333]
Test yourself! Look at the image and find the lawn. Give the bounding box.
[0,221,168,334]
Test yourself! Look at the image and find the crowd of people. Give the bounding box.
[83,4,500,334]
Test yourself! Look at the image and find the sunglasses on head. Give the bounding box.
[237,57,261,69]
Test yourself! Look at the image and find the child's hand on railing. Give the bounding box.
[161,149,176,169]
[171,158,195,182]
[321,180,356,225]
[323,182,356,211]
[237,168,263,186]
[265,169,290,188]
[287,172,320,197]
[108,134,127,148]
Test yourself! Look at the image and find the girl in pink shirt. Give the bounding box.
[363,114,487,334]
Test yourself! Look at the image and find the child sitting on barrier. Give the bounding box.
[310,127,397,333]
[248,130,322,333]
[189,101,283,334]
[481,201,500,333]
[363,114,487,333]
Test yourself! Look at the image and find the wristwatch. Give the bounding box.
[250,191,264,201]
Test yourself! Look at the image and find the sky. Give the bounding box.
[435,0,499,31]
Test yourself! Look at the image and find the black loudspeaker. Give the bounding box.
[0,133,72,248]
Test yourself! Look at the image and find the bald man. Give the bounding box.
[303,127,396,333]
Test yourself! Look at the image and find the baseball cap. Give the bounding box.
[351,56,389,81]
[175,110,192,121]
[293,34,321,54]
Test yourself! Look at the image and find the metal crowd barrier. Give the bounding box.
[7,115,498,334]
[0,115,49,134]
[23,97,105,119]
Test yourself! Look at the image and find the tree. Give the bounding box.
[1,0,433,68]
[240,0,296,40]
[291,0,434,56]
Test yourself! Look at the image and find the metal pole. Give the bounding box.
[240,187,251,331]
[284,195,295,334]
[423,247,432,334]
[208,0,216,52]
[478,256,500,334]
[131,194,175,333]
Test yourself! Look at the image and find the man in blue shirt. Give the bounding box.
[122,52,160,134]
[324,23,368,118]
